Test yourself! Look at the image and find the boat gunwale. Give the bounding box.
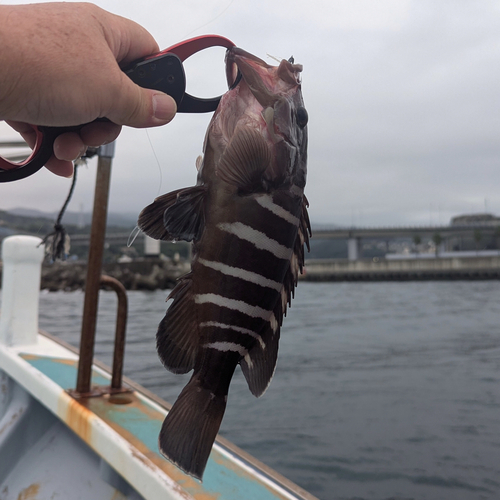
[38,329,319,500]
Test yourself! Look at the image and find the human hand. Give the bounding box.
[0,2,177,177]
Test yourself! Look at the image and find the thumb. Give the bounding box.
[106,73,177,128]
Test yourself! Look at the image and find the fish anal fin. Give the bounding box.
[240,322,280,398]
[159,373,227,480]
[163,185,207,242]
[157,276,199,374]
[216,127,271,190]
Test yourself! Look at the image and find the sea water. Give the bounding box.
[19,281,500,499]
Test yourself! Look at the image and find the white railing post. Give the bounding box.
[0,236,45,346]
[144,234,161,257]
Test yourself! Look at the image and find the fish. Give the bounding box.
[138,46,310,480]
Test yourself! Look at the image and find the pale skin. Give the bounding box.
[0,2,177,177]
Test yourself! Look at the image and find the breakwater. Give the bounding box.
[2,256,500,290]
[303,255,500,281]
[38,258,190,291]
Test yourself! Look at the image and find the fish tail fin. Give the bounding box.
[159,374,227,480]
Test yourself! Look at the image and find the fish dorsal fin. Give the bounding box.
[138,188,185,240]
[217,127,271,190]
[163,186,207,242]
[157,275,199,374]
[240,196,311,397]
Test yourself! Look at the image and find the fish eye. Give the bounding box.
[296,107,308,128]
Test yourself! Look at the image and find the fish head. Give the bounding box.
[203,47,308,192]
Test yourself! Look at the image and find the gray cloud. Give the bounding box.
[1,0,499,228]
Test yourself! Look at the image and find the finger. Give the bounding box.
[5,120,37,149]
[106,74,177,128]
[108,14,160,64]
[80,121,121,147]
[53,132,87,161]
[44,157,75,178]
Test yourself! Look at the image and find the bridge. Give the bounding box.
[66,223,500,257]
[8,222,495,263]
[312,223,500,260]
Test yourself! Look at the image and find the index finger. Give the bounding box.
[105,12,160,65]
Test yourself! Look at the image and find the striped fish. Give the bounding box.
[138,47,310,480]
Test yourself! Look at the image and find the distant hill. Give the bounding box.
[0,209,58,236]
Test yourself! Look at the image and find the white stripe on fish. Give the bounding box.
[194,293,272,321]
[255,194,300,226]
[217,222,292,260]
[204,341,248,356]
[270,313,278,333]
[197,258,282,292]
[199,321,266,349]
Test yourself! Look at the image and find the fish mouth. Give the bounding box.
[225,47,301,108]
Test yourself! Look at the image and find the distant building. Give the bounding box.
[451,213,500,226]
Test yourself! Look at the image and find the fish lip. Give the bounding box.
[225,47,302,108]
[226,47,276,108]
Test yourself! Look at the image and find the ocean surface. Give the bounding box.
[26,282,500,499]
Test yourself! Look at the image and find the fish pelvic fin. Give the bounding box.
[138,185,207,242]
[163,185,207,242]
[138,188,185,240]
[159,374,227,480]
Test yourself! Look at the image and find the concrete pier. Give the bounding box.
[303,255,500,281]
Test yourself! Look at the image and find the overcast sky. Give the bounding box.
[1,0,499,227]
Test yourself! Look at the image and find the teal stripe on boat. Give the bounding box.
[21,354,297,500]
[22,355,110,389]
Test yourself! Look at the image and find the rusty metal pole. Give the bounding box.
[76,142,116,394]
[99,275,128,390]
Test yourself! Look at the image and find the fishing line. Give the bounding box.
[184,0,235,37]
[146,128,163,197]
[127,129,163,248]
[266,54,282,63]
[131,0,236,248]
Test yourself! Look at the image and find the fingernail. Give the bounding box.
[152,93,177,122]
[75,145,87,160]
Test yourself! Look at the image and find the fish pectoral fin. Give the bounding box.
[216,127,271,190]
[163,185,207,242]
[138,188,186,240]
[240,322,280,398]
[157,275,199,374]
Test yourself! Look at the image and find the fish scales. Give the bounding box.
[138,47,309,480]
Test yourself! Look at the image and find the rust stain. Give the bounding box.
[19,354,76,366]
[59,395,93,444]
[18,354,37,361]
[17,483,39,500]
[49,358,77,366]
[88,392,165,424]
[57,391,214,499]
[0,408,23,437]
